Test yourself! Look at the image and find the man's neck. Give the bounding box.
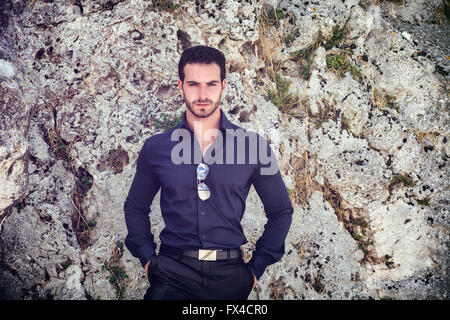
[186,107,221,135]
[186,108,221,155]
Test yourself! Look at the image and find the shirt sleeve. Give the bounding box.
[124,138,161,267]
[248,138,294,279]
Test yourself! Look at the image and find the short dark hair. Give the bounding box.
[178,45,226,83]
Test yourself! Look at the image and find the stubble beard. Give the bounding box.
[184,93,222,119]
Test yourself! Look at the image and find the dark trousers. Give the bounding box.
[144,250,254,300]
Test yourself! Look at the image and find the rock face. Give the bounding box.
[0,42,33,214]
[0,0,448,300]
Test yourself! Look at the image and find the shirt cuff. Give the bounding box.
[248,254,273,280]
[136,245,156,268]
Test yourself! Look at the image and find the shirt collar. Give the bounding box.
[177,109,234,132]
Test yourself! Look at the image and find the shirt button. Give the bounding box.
[201,211,205,216]
[202,235,206,239]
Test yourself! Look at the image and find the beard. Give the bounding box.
[184,93,222,119]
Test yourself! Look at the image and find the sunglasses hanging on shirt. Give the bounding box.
[197,163,210,201]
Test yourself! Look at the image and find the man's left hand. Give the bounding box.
[252,273,257,289]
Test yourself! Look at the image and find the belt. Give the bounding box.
[160,245,241,261]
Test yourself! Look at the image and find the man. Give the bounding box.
[124,45,293,300]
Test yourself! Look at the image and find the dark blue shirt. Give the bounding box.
[124,109,293,279]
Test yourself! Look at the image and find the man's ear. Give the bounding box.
[221,79,227,93]
[178,79,184,94]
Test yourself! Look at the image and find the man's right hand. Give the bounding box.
[144,260,151,277]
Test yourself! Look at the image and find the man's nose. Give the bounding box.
[198,84,208,100]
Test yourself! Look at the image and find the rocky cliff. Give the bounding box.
[0,0,448,299]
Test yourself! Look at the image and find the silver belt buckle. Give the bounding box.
[198,249,217,261]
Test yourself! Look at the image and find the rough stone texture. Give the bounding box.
[0,38,34,213]
[0,0,448,300]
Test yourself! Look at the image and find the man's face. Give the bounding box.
[178,63,226,119]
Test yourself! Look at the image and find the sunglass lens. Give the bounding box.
[197,182,210,201]
[197,163,209,180]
